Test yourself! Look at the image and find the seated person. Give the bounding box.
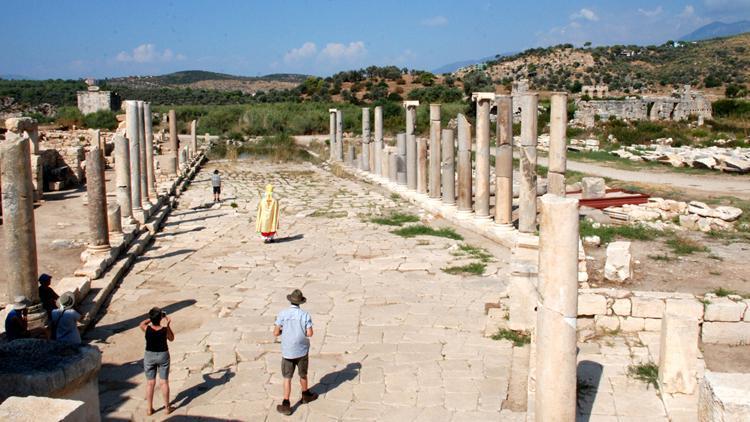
[4,296,30,341]
[50,292,82,345]
[38,273,59,318]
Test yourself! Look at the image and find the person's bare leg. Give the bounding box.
[283,378,292,401]
[146,379,156,415]
[160,379,172,413]
[300,376,309,392]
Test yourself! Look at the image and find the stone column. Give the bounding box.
[190,120,198,158]
[548,92,568,196]
[495,94,514,227]
[143,102,156,197]
[329,109,337,160]
[417,136,428,194]
[361,108,370,171]
[388,150,398,182]
[396,133,407,185]
[113,134,134,224]
[108,204,122,234]
[457,114,473,215]
[347,145,356,165]
[659,313,699,394]
[404,101,419,190]
[473,93,494,219]
[126,101,142,212]
[519,93,539,233]
[136,101,149,204]
[5,117,42,202]
[85,145,110,252]
[428,104,441,200]
[369,142,375,174]
[0,134,46,327]
[167,109,179,176]
[441,128,455,205]
[336,110,344,161]
[374,106,383,175]
[535,194,579,422]
[89,129,101,151]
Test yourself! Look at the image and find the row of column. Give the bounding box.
[332,93,568,233]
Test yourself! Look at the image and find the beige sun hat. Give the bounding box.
[58,292,75,310]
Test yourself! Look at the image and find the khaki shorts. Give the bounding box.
[281,355,309,379]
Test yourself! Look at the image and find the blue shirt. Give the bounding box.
[51,309,81,345]
[275,305,312,359]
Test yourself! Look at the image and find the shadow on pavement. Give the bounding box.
[85,299,197,344]
[172,369,235,411]
[311,362,362,395]
[272,234,304,244]
[576,359,604,421]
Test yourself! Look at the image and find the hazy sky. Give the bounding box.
[2,0,749,79]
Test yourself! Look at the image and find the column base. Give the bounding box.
[25,303,48,330]
[455,210,474,219]
[494,223,515,231]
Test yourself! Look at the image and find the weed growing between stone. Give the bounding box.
[391,225,463,240]
[579,220,661,244]
[647,253,675,261]
[712,287,750,299]
[490,329,531,347]
[456,244,493,263]
[666,236,708,255]
[370,213,420,226]
[627,363,659,390]
[442,262,486,275]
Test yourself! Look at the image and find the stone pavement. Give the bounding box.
[90,158,520,421]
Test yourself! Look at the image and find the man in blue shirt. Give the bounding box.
[274,289,318,414]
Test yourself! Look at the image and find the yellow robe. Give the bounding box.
[256,195,280,234]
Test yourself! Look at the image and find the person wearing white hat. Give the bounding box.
[4,296,30,341]
[50,292,81,345]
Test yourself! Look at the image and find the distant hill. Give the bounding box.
[106,70,309,94]
[0,74,33,80]
[680,21,750,42]
[433,53,516,74]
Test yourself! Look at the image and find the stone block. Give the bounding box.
[644,318,662,331]
[659,314,699,394]
[704,297,746,322]
[55,277,91,304]
[665,298,704,320]
[581,177,606,199]
[578,294,607,316]
[612,298,632,316]
[604,241,633,282]
[631,296,665,318]
[507,275,538,331]
[0,396,86,421]
[702,322,750,345]
[699,372,750,421]
[745,300,750,321]
[594,315,620,332]
[619,316,645,332]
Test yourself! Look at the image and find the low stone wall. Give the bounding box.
[0,339,101,422]
[578,288,750,345]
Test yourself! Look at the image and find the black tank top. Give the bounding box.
[145,325,168,352]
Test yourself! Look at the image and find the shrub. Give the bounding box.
[55,106,84,129]
[82,110,118,130]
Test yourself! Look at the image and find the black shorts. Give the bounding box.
[281,355,309,379]
[213,186,221,194]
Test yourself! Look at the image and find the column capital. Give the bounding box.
[403,100,420,108]
[328,108,337,113]
[472,92,496,102]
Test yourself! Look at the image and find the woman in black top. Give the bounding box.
[139,307,175,416]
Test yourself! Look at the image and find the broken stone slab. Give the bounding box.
[0,396,86,422]
[55,277,91,304]
[581,177,606,199]
[604,241,633,282]
[704,297,747,322]
[713,206,743,222]
[658,313,699,394]
[699,372,750,420]
[702,322,750,345]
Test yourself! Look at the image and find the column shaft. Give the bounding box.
[143,102,156,196]
[126,101,143,211]
[441,128,455,205]
[457,114,473,212]
[474,96,492,217]
[495,95,514,225]
[429,104,441,199]
[535,194,579,422]
[113,134,133,222]
[168,109,179,176]
[329,110,336,160]
[519,93,539,233]
[361,108,370,171]
[417,136,427,194]
[374,106,383,175]
[85,145,110,251]
[137,101,149,202]
[336,110,344,161]
[396,133,407,185]
[190,120,197,158]
[548,93,568,196]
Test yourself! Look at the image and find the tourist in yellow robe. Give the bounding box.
[256,184,280,243]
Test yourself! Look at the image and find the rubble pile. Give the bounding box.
[610,142,750,173]
[603,198,744,232]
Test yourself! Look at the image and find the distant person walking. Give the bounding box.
[211,169,221,202]
[50,292,81,345]
[256,184,280,243]
[273,289,318,415]
[139,307,175,416]
[4,296,30,341]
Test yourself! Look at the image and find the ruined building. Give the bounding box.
[76,79,121,115]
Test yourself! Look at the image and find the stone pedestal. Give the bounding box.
[0,135,46,327]
[168,109,179,176]
[374,106,383,175]
[113,134,134,224]
[336,110,344,161]
[143,102,156,197]
[441,128,455,205]
[472,93,494,218]
[0,339,102,422]
[535,194,579,422]
[396,133,407,185]
[85,145,110,252]
[457,113,473,215]
[495,95,514,227]
[107,203,122,234]
[548,93,568,196]
[659,313,699,394]
[329,109,337,160]
[519,93,539,233]
[428,104,441,199]
[361,107,370,171]
[125,101,142,212]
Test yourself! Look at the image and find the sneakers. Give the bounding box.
[301,389,319,404]
[276,399,292,415]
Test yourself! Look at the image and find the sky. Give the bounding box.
[1,0,749,80]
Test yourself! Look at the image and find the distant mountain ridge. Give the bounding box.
[679,20,750,42]
[433,52,517,74]
[105,70,309,94]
